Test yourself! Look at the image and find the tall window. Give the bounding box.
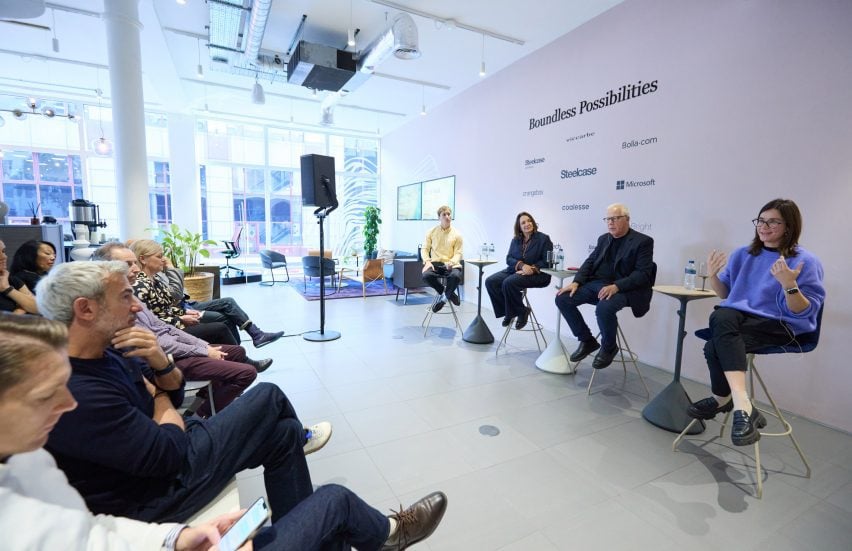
[1,150,84,224]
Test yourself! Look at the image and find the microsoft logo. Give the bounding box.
[616,180,625,190]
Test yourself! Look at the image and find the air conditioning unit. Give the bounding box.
[287,41,356,92]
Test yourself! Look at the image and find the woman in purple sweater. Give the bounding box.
[687,198,825,446]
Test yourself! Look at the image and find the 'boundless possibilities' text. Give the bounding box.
[529,79,659,131]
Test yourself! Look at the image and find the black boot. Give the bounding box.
[246,357,273,373]
[244,322,284,348]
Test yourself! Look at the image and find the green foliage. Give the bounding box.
[363,206,382,255]
[151,224,217,275]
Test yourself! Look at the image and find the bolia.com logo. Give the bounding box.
[616,178,655,190]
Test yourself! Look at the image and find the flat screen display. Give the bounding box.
[421,176,455,220]
[397,182,422,220]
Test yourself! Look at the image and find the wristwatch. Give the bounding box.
[0,286,13,297]
[785,286,800,295]
[153,353,177,376]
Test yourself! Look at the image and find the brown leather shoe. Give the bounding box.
[380,491,448,550]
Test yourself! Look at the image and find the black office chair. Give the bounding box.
[260,249,289,285]
[301,255,337,293]
[221,226,243,277]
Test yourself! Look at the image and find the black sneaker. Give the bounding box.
[731,409,767,446]
[431,299,445,313]
[687,396,734,420]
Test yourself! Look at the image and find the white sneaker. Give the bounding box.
[303,422,332,455]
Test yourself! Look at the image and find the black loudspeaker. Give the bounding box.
[300,154,338,208]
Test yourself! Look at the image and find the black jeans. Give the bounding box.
[183,321,238,346]
[703,307,795,396]
[132,383,311,524]
[422,267,461,296]
[193,297,251,342]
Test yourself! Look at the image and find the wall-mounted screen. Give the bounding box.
[396,182,422,220]
[396,175,455,220]
[420,176,455,220]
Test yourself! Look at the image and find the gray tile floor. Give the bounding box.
[223,280,852,550]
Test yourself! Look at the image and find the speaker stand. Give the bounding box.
[304,204,340,342]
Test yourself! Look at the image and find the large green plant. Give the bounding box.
[154,224,217,275]
[363,206,382,257]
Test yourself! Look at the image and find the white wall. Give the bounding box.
[380,0,852,432]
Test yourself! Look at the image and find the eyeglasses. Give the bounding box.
[603,216,626,223]
[752,218,784,228]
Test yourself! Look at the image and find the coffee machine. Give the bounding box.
[69,199,107,243]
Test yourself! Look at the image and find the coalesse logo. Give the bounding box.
[616,178,655,190]
[560,167,597,179]
[524,157,545,169]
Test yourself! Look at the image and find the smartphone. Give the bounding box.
[216,497,271,551]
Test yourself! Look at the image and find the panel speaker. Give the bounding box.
[300,154,337,208]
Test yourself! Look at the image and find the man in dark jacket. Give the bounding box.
[555,203,655,369]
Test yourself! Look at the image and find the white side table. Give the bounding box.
[535,268,578,374]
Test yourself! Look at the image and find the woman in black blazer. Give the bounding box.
[485,212,553,329]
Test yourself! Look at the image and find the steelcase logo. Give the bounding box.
[561,167,597,179]
[524,157,545,169]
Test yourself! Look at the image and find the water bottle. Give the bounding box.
[684,259,696,290]
[489,243,495,257]
[481,242,488,260]
[555,244,564,270]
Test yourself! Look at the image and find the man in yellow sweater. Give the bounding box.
[422,205,464,312]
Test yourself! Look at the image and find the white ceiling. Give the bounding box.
[0,0,623,137]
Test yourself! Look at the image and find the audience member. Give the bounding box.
[0,312,448,550]
[0,239,39,314]
[93,242,270,415]
[37,261,330,524]
[131,239,283,348]
[422,205,464,313]
[9,239,56,292]
[688,198,825,445]
[485,211,553,329]
[555,203,654,369]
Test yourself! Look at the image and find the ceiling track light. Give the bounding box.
[196,38,204,78]
[347,0,356,47]
[51,8,60,53]
[479,33,486,77]
[251,74,265,105]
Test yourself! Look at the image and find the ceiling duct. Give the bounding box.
[287,41,356,92]
[242,0,272,65]
[320,13,420,124]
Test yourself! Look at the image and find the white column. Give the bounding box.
[103,0,149,239]
[167,115,201,233]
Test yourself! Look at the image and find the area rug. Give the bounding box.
[288,276,395,301]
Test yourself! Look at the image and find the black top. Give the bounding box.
[0,275,26,312]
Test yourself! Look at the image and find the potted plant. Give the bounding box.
[363,206,382,260]
[28,201,41,225]
[154,224,217,301]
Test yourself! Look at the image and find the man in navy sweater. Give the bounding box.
[37,261,331,524]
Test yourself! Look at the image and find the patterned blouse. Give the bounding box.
[132,270,186,328]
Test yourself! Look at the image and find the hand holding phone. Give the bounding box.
[215,497,270,551]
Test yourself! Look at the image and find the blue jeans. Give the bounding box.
[254,484,390,551]
[554,280,629,351]
[132,383,312,524]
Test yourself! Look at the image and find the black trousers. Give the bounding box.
[422,267,461,296]
[485,271,551,318]
[703,307,795,396]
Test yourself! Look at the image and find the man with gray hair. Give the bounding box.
[93,241,271,415]
[36,261,332,524]
[555,203,655,369]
